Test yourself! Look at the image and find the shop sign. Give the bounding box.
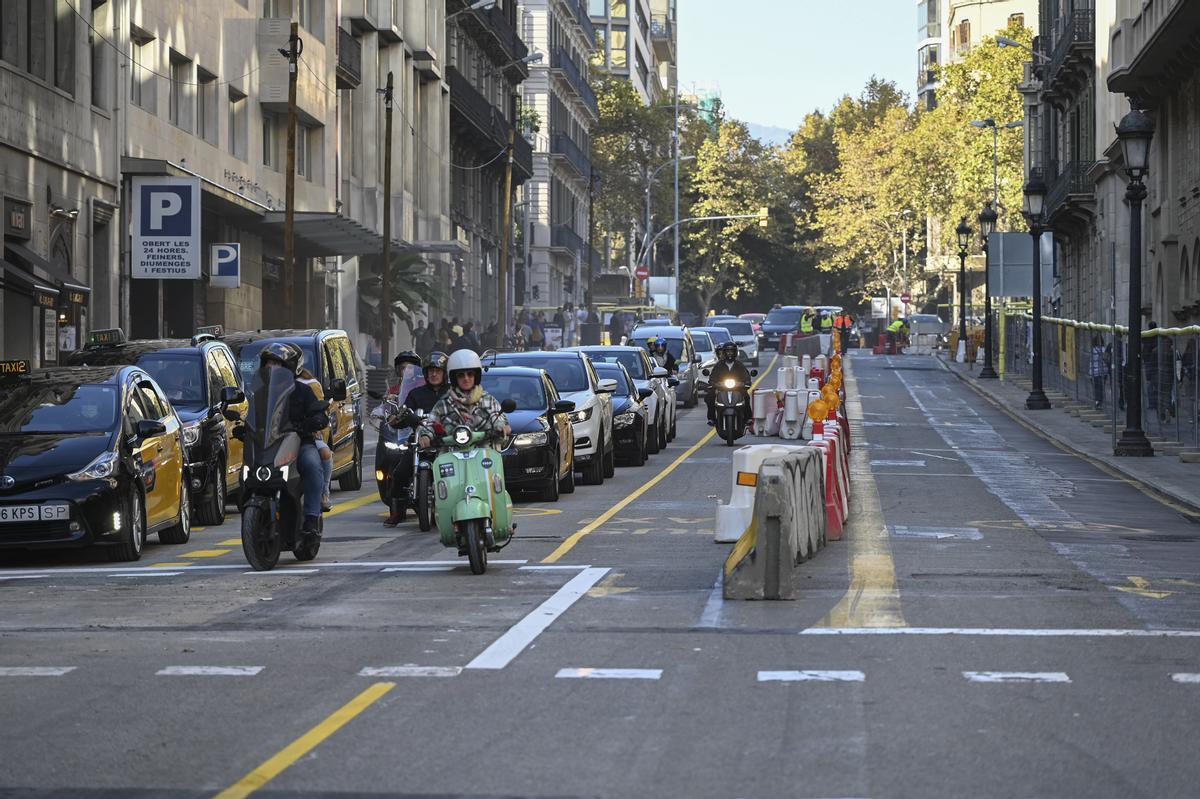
[131,176,201,279]
[65,289,88,306]
[4,198,31,241]
[35,289,58,309]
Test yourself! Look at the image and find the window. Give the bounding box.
[588,0,604,15]
[53,0,73,92]
[131,28,155,111]
[609,0,626,17]
[228,87,247,159]
[197,67,218,144]
[206,356,224,405]
[609,27,627,68]
[0,0,17,65]
[168,51,192,130]
[298,0,322,37]
[1009,13,1024,29]
[296,124,309,178]
[956,19,970,53]
[90,0,110,108]
[262,114,277,168]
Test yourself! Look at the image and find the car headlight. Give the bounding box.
[454,426,472,446]
[722,378,738,389]
[513,431,547,448]
[67,451,118,481]
[614,412,636,427]
[182,421,202,447]
[569,406,593,424]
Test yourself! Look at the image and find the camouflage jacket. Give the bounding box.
[419,387,508,444]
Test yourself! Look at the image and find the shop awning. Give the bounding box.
[260,212,469,258]
[0,257,60,305]
[4,242,90,304]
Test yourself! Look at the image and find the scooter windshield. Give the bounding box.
[395,365,425,406]
[245,366,296,457]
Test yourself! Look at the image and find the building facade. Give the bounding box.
[518,0,597,308]
[588,0,656,103]
[919,0,1038,110]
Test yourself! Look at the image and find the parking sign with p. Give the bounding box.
[131,176,201,279]
[210,244,241,289]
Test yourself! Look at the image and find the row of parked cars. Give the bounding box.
[0,326,368,561]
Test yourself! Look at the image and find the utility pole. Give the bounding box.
[672,86,680,313]
[380,71,394,364]
[498,127,515,342]
[283,22,301,327]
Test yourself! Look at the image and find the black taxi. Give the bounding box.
[0,360,191,560]
[225,329,366,491]
[63,327,247,525]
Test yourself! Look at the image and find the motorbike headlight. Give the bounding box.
[722,378,738,389]
[384,441,408,451]
[182,421,202,447]
[614,412,636,427]
[513,431,547,448]
[454,427,472,446]
[67,450,118,481]
[569,406,593,424]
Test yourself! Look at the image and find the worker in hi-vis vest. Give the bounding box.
[834,311,854,353]
[886,317,909,354]
[819,312,834,333]
[799,308,816,335]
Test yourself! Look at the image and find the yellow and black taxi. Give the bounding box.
[63,327,247,525]
[225,329,366,491]
[480,365,576,502]
[0,359,191,561]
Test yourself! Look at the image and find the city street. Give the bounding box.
[2,352,1199,798]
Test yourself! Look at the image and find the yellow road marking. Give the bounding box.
[152,562,192,568]
[328,493,376,517]
[213,681,394,799]
[587,572,636,597]
[182,549,231,558]
[1114,576,1174,600]
[542,355,778,564]
[219,538,242,546]
[818,356,905,628]
[513,506,565,517]
[192,527,207,532]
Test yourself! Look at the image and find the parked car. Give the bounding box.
[63,327,247,524]
[480,366,576,501]
[592,361,652,467]
[566,345,677,452]
[638,318,673,327]
[758,306,807,350]
[225,329,367,491]
[483,351,615,485]
[691,330,718,391]
[0,361,192,560]
[628,325,701,408]
[711,318,761,366]
[739,312,767,335]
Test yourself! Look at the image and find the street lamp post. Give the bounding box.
[956,218,972,355]
[644,156,695,283]
[1114,106,1156,456]
[1022,172,1050,410]
[978,201,999,378]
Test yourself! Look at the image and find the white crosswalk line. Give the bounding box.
[358,666,463,677]
[758,670,865,682]
[1170,673,1200,684]
[0,666,76,676]
[555,668,662,680]
[963,671,1071,683]
[156,666,264,676]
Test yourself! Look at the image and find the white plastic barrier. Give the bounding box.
[779,390,804,440]
[715,443,808,543]
[752,389,778,436]
[910,333,938,355]
[806,377,820,391]
[801,354,812,374]
[782,354,798,369]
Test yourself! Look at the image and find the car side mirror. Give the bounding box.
[222,408,242,422]
[652,367,669,378]
[553,400,576,414]
[668,377,680,387]
[500,399,518,414]
[220,386,245,406]
[329,378,348,402]
[637,387,653,401]
[136,419,166,440]
[597,378,618,393]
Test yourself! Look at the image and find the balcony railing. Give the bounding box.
[513,132,534,180]
[650,14,675,60]
[552,223,585,254]
[551,47,599,117]
[336,27,362,89]
[1045,9,1095,90]
[448,66,505,144]
[551,132,591,180]
[456,3,529,67]
[567,0,596,43]
[1045,160,1098,217]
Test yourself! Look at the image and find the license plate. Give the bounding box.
[0,504,69,523]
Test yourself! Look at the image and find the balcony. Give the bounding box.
[336,28,361,90]
[917,67,937,90]
[1042,9,1094,104]
[552,223,585,254]
[454,2,530,75]
[447,67,533,181]
[513,133,533,181]
[564,0,596,44]
[345,0,378,33]
[551,132,591,181]
[650,14,675,62]
[1109,0,1200,104]
[1045,160,1098,229]
[550,47,599,119]
[258,18,327,123]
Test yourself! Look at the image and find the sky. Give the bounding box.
[678,0,914,135]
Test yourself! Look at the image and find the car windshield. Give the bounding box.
[692,332,714,353]
[235,341,318,386]
[586,350,647,380]
[137,355,205,408]
[632,337,685,360]
[0,384,119,434]
[765,309,802,326]
[482,373,546,411]
[699,328,732,344]
[495,356,587,392]
[596,366,631,394]
[718,321,754,336]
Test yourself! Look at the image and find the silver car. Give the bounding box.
[710,318,761,366]
[629,325,700,408]
[566,345,678,452]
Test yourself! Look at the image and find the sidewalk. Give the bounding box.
[936,354,1200,516]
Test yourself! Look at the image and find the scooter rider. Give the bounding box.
[705,341,752,426]
[403,351,449,414]
[418,349,511,448]
[259,342,330,536]
[647,336,678,374]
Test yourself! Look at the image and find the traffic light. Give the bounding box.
[758,207,769,228]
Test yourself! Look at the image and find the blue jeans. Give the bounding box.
[298,443,324,519]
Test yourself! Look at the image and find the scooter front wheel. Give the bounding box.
[241,504,281,571]
[464,519,488,575]
[416,471,433,532]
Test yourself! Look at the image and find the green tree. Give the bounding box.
[357,253,440,338]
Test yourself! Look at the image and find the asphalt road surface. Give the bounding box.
[3,351,1200,799]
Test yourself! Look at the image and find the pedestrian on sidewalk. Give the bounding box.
[1088,334,1109,409]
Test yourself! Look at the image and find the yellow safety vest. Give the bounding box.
[820,316,833,331]
[887,319,906,334]
[800,316,814,333]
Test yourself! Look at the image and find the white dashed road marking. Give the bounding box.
[1170,673,1200,684]
[156,666,264,676]
[963,671,1071,683]
[0,667,76,676]
[758,670,866,683]
[555,668,663,680]
[358,666,463,678]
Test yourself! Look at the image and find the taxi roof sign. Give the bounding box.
[0,359,32,379]
[86,328,127,348]
[195,324,224,338]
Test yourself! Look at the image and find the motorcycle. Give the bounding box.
[371,392,437,531]
[704,369,756,446]
[431,399,518,574]
[229,366,346,571]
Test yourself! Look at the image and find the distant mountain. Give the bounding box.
[747,122,793,147]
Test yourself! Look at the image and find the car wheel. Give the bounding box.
[646,423,660,455]
[559,455,576,494]
[669,412,677,440]
[602,429,615,478]
[684,383,697,408]
[634,428,647,466]
[337,436,364,491]
[581,434,604,485]
[160,483,192,545]
[541,452,561,502]
[196,459,227,526]
[107,490,146,562]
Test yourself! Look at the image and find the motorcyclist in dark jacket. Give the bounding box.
[403,352,449,415]
[705,341,752,426]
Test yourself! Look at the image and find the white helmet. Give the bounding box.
[447,348,483,385]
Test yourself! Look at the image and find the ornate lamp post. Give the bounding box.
[1114,106,1155,456]
[978,201,999,378]
[956,218,972,353]
[1022,172,1050,410]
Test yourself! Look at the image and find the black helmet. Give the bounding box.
[394,350,421,369]
[423,351,448,380]
[719,341,739,361]
[259,341,303,374]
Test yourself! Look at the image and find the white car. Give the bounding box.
[691,330,719,391]
[711,318,761,366]
[567,345,677,452]
[484,351,615,486]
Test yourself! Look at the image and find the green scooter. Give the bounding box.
[431,399,518,574]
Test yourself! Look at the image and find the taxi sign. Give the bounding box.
[195,324,224,338]
[0,359,32,378]
[86,328,127,348]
